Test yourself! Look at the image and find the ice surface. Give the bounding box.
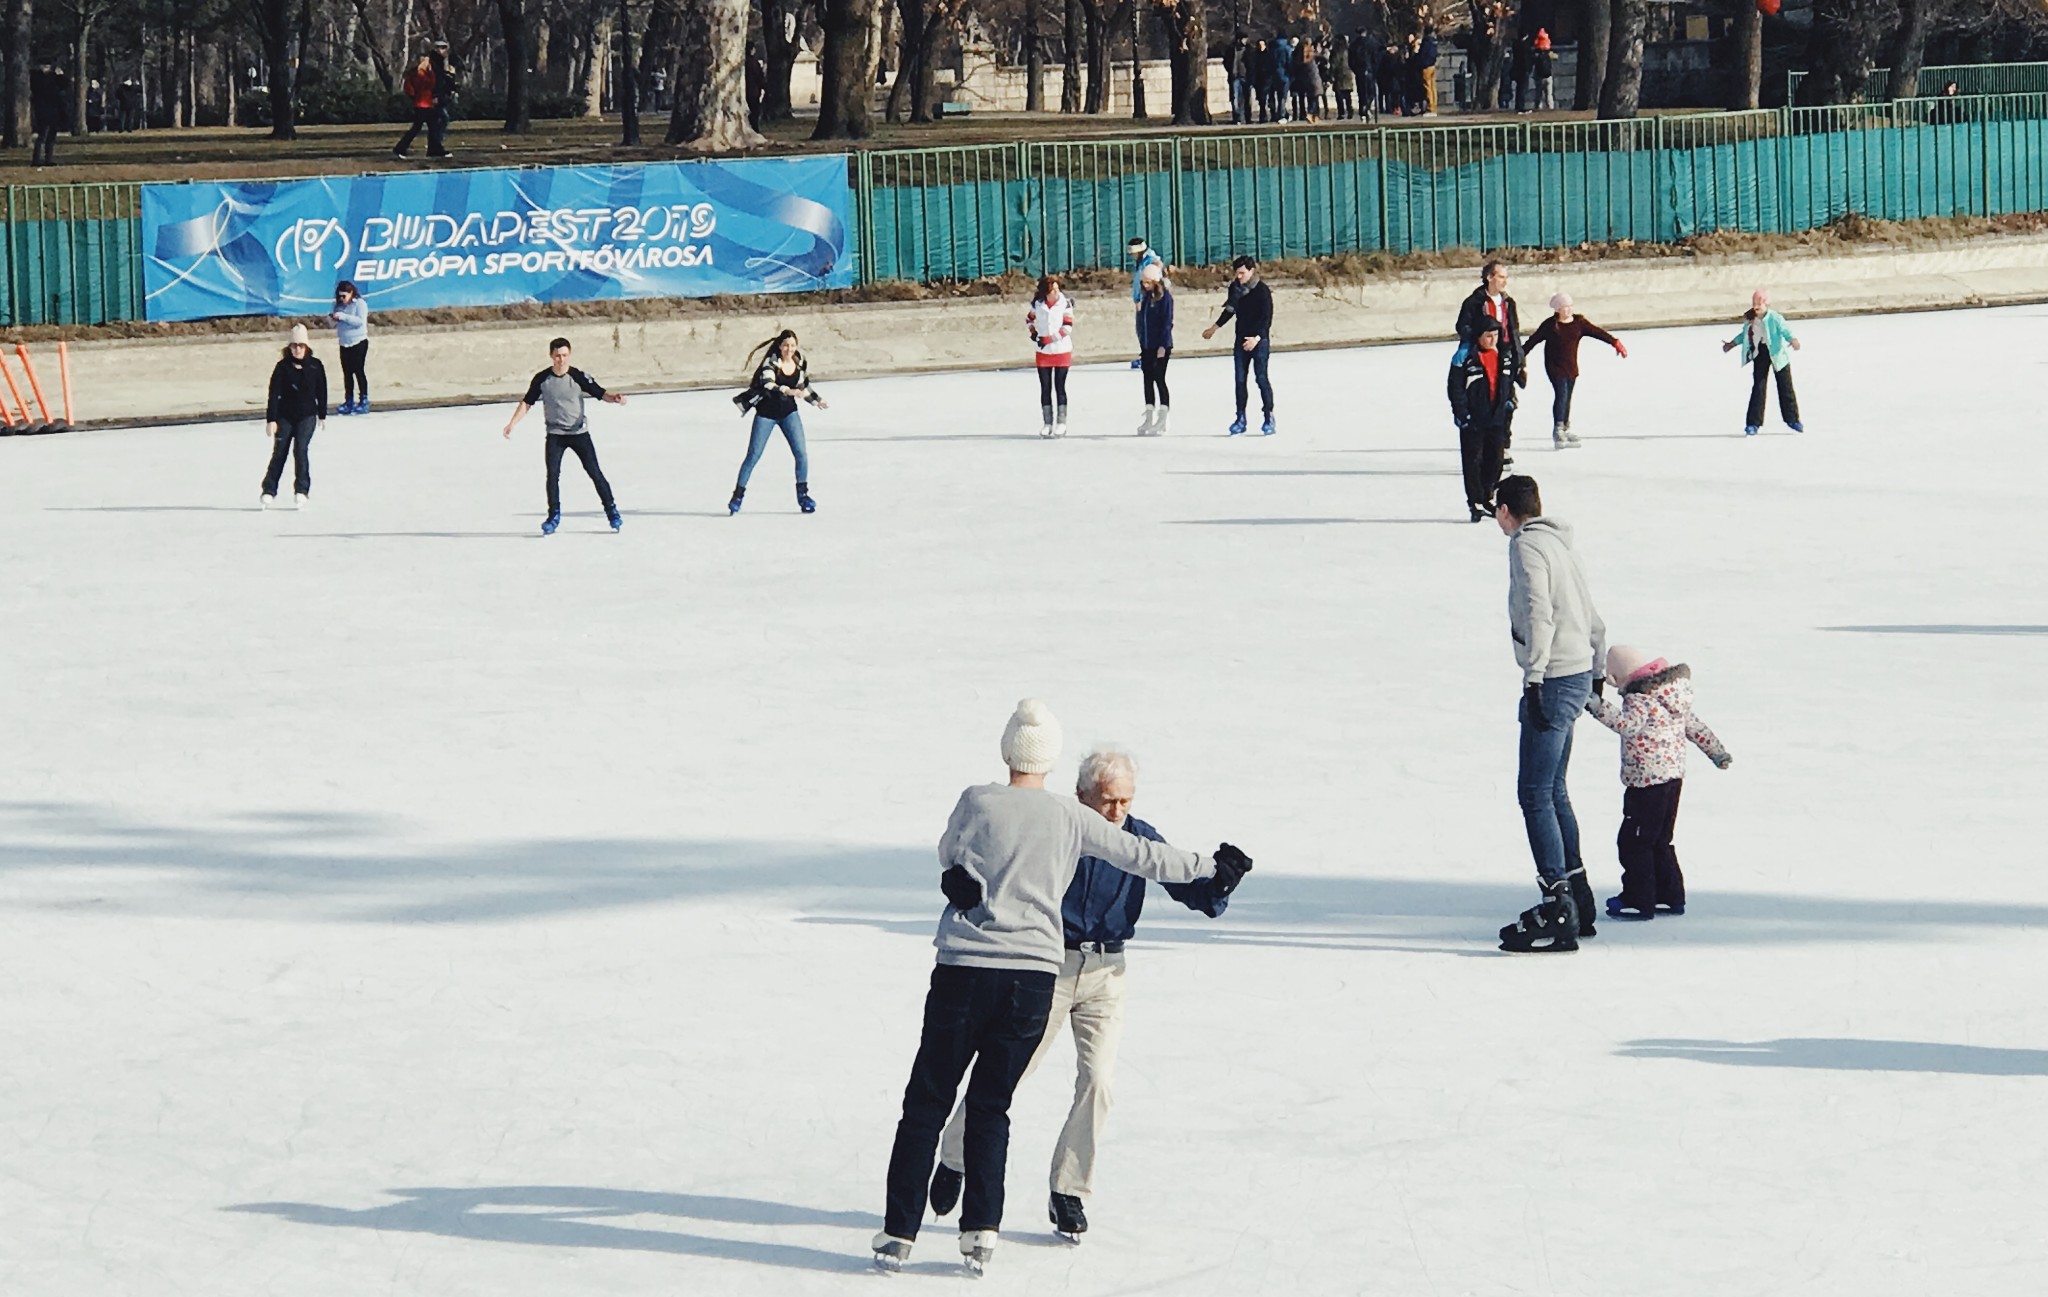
[3,305,2045,1296]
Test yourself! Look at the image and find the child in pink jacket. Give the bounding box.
[1584,644,1732,919]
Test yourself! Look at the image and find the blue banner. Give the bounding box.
[141,155,854,322]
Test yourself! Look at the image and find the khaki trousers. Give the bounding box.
[938,947,1127,1197]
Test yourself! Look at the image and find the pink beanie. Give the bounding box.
[1605,645,1668,687]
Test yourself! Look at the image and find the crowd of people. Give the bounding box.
[1223,19,1560,124]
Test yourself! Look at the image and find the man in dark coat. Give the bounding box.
[30,63,71,166]
[1449,318,1520,521]
[428,41,457,158]
[1455,261,1529,472]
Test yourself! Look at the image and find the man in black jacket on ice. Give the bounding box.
[1449,318,1519,521]
[1202,255,1277,436]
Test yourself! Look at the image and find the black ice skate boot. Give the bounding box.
[1498,877,1580,953]
[1567,867,1598,939]
[929,1163,963,1216]
[1049,1192,1087,1242]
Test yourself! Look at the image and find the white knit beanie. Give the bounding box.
[1000,698,1062,775]
[288,323,310,346]
[1549,292,1572,312]
[1605,645,1659,688]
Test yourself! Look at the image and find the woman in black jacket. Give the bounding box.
[729,328,827,515]
[262,324,328,509]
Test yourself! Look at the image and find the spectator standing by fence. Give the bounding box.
[1229,34,1251,124]
[1330,35,1356,119]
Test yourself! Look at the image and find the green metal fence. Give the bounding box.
[9,91,2048,327]
[1788,61,2048,105]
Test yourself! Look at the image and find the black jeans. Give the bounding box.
[33,121,59,162]
[545,432,615,514]
[1747,355,1799,427]
[1141,351,1171,406]
[1459,418,1507,509]
[1036,366,1069,413]
[883,964,1056,1239]
[1232,337,1274,418]
[339,341,369,404]
[262,416,317,497]
[394,107,435,155]
[1617,779,1685,909]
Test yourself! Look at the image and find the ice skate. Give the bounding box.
[728,486,745,515]
[1040,404,1057,439]
[1497,877,1579,953]
[1605,895,1655,920]
[1567,866,1598,938]
[1153,406,1170,435]
[928,1163,963,1216]
[871,1232,913,1273]
[1499,452,1515,475]
[1553,421,1580,448]
[1227,415,1248,436]
[1054,403,1069,438]
[1656,901,1687,916]
[1137,405,1157,436]
[293,493,308,510]
[1469,502,1490,523]
[541,511,560,535]
[1787,421,1804,433]
[1743,425,1760,437]
[1049,1192,1087,1242]
[356,399,371,416]
[796,481,816,513]
[1259,414,1277,436]
[606,505,623,532]
[959,1229,998,1276]
[260,494,275,510]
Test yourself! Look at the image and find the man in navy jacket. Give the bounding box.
[926,747,1231,1242]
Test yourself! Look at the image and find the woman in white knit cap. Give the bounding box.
[260,323,327,509]
[873,699,1251,1277]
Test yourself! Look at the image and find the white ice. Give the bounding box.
[3,304,2044,1297]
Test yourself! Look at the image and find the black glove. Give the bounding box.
[1211,843,1253,896]
[1524,681,1548,729]
[1591,675,1605,699]
[940,866,983,912]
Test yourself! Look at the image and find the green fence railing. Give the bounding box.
[1788,60,2048,105]
[9,92,2048,328]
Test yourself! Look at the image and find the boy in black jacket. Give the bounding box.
[1449,318,1519,521]
[1201,255,1277,436]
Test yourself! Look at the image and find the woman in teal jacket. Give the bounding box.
[1722,289,1803,436]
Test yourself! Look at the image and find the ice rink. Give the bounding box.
[4,303,2044,1296]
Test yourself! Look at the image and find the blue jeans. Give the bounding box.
[1517,671,1593,883]
[1550,375,1575,426]
[737,411,808,488]
[1232,337,1273,418]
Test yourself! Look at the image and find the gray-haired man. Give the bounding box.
[925,746,1234,1243]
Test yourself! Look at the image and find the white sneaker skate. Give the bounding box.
[959,1229,998,1276]
[259,494,275,510]
[1136,405,1157,436]
[293,493,308,510]
[1153,406,1170,435]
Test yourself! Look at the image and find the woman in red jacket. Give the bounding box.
[392,55,439,160]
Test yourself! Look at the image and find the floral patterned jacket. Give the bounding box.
[1585,663,1730,788]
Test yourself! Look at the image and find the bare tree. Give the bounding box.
[496,0,533,129]
[1060,0,1077,110]
[666,0,762,146]
[811,0,878,137]
[4,0,30,149]
[617,0,639,141]
[1886,0,1955,99]
[759,0,801,119]
[250,0,297,137]
[889,0,962,122]
[1023,0,1041,109]
[1127,0,1142,118]
[1150,0,1203,124]
[57,0,113,135]
[1596,0,1643,119]
[1728,0,1760,110]
[1794,0,1893,105]
[1573,0,1606,109]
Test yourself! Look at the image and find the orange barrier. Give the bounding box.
[15,344,52,423]
[58,342,75,425]
[0,353,29,426]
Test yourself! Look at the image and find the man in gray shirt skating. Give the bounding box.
[502,337,627,536]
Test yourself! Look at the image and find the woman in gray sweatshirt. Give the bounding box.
[874,699,1250,1275]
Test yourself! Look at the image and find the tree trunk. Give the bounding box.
[1128,0,1143,118]
[71,15,92,135]
[1061,0,1080,110]
[1795,0,1895,106]
[887,0,921,122]
[496,0,533,131]
[3,0,28,148]
[252,0,297,138]
[1573,0,1607,110]
[1886,0,1936,100]
[812,0,879,138]
[618,0,640,142]
[669,0,765,147]
[1024,0,1042,110]
[585,16,609,114]
[1596,0,1644,119]
[761,0,798,119]
[1728,0,1760,110]
[1154,0,1205,124]
[1082,0,1106,112]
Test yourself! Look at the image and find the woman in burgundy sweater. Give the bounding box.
[1525,292,1627,447]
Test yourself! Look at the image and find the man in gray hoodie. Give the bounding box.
[873,699,1251,1274]
[1495,475,1606,952]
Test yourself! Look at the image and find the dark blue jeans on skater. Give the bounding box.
[1517,670,1593,883]
[545,432,615,515]
[262,416,317,497]
[883,964,1056,1240]
[1550,376,1575,427]
[1233,337,1274,419]
[736,412,809,488]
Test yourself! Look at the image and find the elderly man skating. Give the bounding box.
[924,747,1234,1243]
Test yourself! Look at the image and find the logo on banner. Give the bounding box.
[276,217,353,274]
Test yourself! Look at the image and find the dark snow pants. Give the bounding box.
[1617,778,1685,910]
[1747,355,1799,428]
[1459,417,1508,510]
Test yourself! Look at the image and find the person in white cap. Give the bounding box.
[873,700,1252,1277]
[261,323,327,509]
[1523,291,1626,448]
[1126,236,1163,369]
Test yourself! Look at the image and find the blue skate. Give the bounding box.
[541,511,560,535]
[1227,415,1247,436]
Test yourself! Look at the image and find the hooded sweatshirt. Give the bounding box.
[934,783,1215,975]
[1507,516,1607,685]
[1586,663,1729,786]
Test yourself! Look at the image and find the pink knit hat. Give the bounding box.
[1605,645,1668,688]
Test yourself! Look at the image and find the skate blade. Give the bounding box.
[962,1257,987,1277]
[871,1254,903,1274]
[1055,1230,1083,1245]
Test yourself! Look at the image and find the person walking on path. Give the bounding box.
[29,63,70,166]
[392,55,439,159]
[261,324,327,510]
[1584,645,1732,921]
[728,328,827,514]
[1493,474,1607,953]
[1723,289,1803,436]
[1202,255,1276,436]
[428,40,458,157]
[1027,274,1075,438]
[1457,262,1528,469]
[329,281,371,415]
[925,747,1235,1244]
[1524,292,1626,447]
[1134,264,1174,435]
[1127,238,1164,369]
[872,700,1251,1276]
[502,337,626,535]
[1449,318,1520,521]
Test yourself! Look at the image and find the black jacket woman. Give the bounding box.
[263,323,328,509]
[729,328,827,514]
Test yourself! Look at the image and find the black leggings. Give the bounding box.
[1141,351,1171,406]
[1036,366,1069,410]
[339,341,369,404]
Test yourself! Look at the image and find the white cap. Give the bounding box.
[1549,292,1572,311]
[288,323,310,346]
[1000,699,1062,775]
[1141,262,1164,284]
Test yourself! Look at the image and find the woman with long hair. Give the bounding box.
[261,324,327,509]
[329,281,370,414]
[1135,263,1173,434]
[1025,273,1074,438]
[729,328,827,514]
